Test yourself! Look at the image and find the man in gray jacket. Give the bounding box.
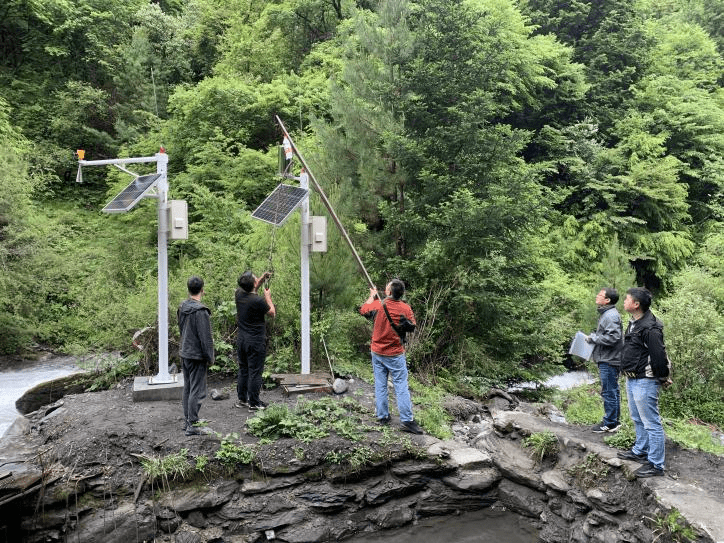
[178,276,215,436]
[587,288,623,433]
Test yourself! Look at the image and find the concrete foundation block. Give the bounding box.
[132,375,184,402]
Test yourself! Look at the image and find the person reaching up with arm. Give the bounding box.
[235,270,275,412]
[359,279,422,434]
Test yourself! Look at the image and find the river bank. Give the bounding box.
[2,361,724,542]
[0,353,81,437]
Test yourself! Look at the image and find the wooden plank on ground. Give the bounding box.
[270,373,333,386]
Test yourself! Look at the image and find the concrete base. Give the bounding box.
[132,374,184,402]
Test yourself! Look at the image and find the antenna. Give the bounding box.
[151,67,159,118]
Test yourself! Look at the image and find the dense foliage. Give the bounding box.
[1,0,722,426]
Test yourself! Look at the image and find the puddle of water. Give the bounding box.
[345,507,538,543]
[0,358,81,437]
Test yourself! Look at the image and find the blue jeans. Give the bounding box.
[372,352,414,423]
[626,377,665,470]
[599,362,620,427]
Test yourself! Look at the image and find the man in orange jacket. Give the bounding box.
[359,279,423,434]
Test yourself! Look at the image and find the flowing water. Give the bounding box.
[0,356,81,437]
[346,507,538,542]
[509,369,595,392]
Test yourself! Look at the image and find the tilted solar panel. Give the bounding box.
[251,184,309,226]
[102,173,161,214]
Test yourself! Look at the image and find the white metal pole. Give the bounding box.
[153,150,172,383]
[300,169,311,375]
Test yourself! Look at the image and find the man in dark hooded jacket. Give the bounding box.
[617,287,669,478]
[178,276,215,436]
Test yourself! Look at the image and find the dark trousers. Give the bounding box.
[237,340,266,406]
[182,358,207,425]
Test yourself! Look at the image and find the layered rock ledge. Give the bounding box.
[1,377,723,542]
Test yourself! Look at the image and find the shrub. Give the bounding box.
[142,448,191,484]
[523,431,559,462]
[215,434,256,469]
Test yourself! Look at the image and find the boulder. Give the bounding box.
[442,468,501,492]
[296,484,357,512]
[162,481,238,512]
[364,475,425,505]
[72,501,155,543]
[542,469,571,492]
[497,479,547,518]
[332,379,348,394]
[366,504,415,529]
[476,433,544,491]
[209,389,228,401]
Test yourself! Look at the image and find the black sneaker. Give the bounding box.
[400,420,423,434]
[234,399,249,408]
[617,450,648,463]
[592,422,620,433]
[377,415,391,425]
[185,427,201,436]
[635,463,664,478]
[248,401,267,411]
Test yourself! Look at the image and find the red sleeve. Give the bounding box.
[360,299,381,316]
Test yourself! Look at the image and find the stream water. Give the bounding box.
[0,356,81,437]
[346,507,538,542]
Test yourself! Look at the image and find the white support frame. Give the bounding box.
[78,151,174,384]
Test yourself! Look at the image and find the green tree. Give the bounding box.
[0,98,36,352]
[657,231,724,426]
[319,0,582,368]
[520,0,654,136]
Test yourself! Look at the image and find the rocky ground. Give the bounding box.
[2,355,724,542]
[24,374,724,498]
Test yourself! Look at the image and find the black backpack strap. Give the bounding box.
[382,301,406,346]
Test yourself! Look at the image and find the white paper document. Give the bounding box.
[569,331,594,361]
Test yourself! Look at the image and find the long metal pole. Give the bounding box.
[300,169,311,374]
[79,156,159,167]
[153,150,172,383]
[275,116,376,291]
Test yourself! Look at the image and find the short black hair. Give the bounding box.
[188,276,204,295]
[388,279,405,300]
[238,271,255,292]
[626,287,652,312]
[603,287,619,305]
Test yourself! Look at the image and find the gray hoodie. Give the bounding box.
[590,305,623,366]
[178,299,215,363]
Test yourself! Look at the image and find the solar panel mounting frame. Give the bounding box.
[101,173,162,214]
[251,183,309,226]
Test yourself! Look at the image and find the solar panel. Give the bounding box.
[251,184,309,226]
[102,173,161,214]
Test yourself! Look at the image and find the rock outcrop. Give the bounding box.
[2,383,723,543]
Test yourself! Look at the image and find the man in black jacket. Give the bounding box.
[617,287,669,477]
[178,276,215,436]
[235,270,275,412]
